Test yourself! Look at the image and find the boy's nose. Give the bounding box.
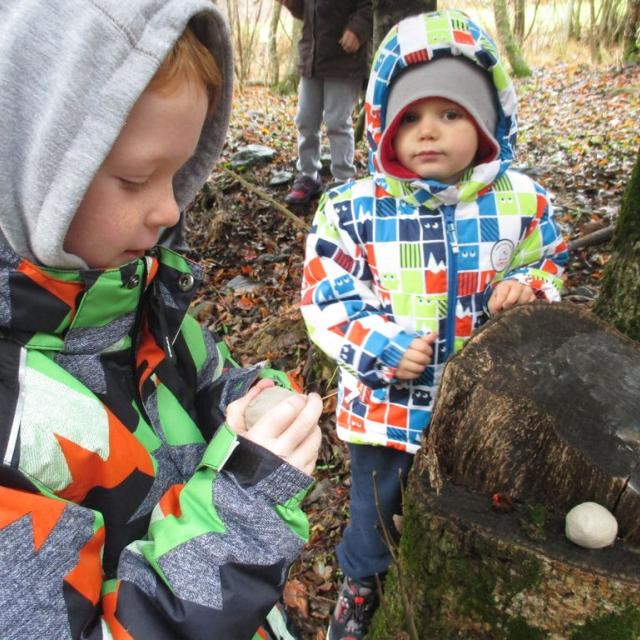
[149,189,180,229]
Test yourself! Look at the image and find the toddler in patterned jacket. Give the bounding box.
[300,10,568,640]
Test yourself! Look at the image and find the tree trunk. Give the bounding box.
[278,17,301,94]
[268,2,282,87]
[623,0,640,62]
[513,0,526,43]
[594,148,640,341]
[588,0,603,63]
[598,0,626,46]
[493,0,532,77]
[368,302,640,639]
[569,0,583,40]
[371,481,640,639]
[372,0,437,54]
[224,0,265,87]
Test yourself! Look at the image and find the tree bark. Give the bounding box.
[569,0,583,40]
[588,0,603,63]
[594,148,640,341]
[597,0,627,45]
[513,0,526,43]
[368,302,640,638]
[493,0,532,77]
[623,0,640,62]
[279,16,301,94]
[370,481,640,639]
[268,2,282,87]
[372,0,437,55]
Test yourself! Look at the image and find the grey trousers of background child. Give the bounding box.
[295,75,362,182]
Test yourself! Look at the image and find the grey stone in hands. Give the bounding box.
[244,386,297,429]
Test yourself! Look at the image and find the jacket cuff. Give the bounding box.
[229,436,312,504]
[202,427,312,504]
[376,330,415,381]
[199,423,240,471]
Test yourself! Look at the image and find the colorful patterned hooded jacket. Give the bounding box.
[301,10,569,453]
[0,2,310,639]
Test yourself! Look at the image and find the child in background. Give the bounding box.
[0,2,321,639]
[301,10,568,639]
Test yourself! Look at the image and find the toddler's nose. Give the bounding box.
[418,115,438,138]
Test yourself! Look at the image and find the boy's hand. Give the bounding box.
[396,333,438,380]
[339,28,361,53]
[226,380,322,476]
[488,280,536,315]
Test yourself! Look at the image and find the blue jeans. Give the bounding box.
[336,443,414,581]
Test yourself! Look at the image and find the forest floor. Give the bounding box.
[184,62,640,639]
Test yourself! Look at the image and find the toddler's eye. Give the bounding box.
[443,109,463,121]
[400,111,419,125]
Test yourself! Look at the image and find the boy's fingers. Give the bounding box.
[286,423,322,475]
[249,394,309,440]
[225,379,274,432]
[270,393,323,454]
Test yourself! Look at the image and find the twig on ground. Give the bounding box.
[568,226,614,251]
[222,168,311,231]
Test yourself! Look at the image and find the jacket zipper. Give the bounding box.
[443,205,459,360]
[152,277,176,364]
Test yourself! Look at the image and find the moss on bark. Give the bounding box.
[368,481,640,640]
[493,0,532,77]
[570,606,640,639]
[594,148,640,341]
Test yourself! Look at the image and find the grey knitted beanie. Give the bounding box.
[380,56,500,172]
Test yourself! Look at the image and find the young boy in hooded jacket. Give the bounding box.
[0,2,323,639]
[301,10,569,639]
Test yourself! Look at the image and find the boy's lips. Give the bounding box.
[123,249,147,259]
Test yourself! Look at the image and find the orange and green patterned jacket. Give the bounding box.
[0,243,310,639]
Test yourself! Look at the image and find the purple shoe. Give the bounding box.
[284,174,322,205]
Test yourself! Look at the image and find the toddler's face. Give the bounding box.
[392,97,479,184]
[64,80,209,269]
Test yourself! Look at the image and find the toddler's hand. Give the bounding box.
[226,380,322,476]
[396,333,438,380]
[488,280,536,315]
[339,28,361,53]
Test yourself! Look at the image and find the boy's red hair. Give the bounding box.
[150,27,222,112]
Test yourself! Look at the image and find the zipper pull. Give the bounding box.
[444,208,459,254]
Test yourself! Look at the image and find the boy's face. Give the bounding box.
[393,97,479,184]
[64,80,209,269]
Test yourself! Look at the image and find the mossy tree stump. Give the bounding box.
[370,302,640,639]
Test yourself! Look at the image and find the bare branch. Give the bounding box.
[222,168,311,231]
